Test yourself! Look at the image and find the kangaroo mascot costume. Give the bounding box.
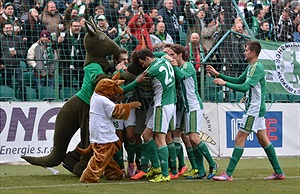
[78,72,141,183]
[21,17,134,176]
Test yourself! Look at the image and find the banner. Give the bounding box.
[218,103,300,157]
[1,102,299,163]
[258,40,300,95]
[0,102,80,163]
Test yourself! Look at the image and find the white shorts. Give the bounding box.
[239,114,266,134]
[146,104,176,134]
[184,109,203,134]
[113,108,136,130]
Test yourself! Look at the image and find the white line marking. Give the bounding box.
[2,176,300,190]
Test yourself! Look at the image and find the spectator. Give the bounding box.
[27,30,57,89]
[58,20,86,88]
[39,1,63,35]
[271,0,285,26]
[250,8,266,35]
[184,32,206,72]
[125,0,141,20]
[0,2,20,35]
[150,21,174,52]
[128,9,153,51]
[93,5,105,23]
[0,22,26,89]
[148,6,162,24]
[21,8,46,49]
[201,17,220,53]
[221,22,250,75]
[292,23,300,42]
[111,13,128,38]
[64,2,88,29]
[96,14,116,39]
[114,27,139,58]
[105,0,120,28]
[255,20,276,41]
[276,8,294,42]
[158,0,180,44]
[184,0,206,44]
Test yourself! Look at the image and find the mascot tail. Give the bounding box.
[21,141,69,167]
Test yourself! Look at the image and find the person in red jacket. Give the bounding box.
[128,9,154,51]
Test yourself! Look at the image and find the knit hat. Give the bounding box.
[40,30,50,38]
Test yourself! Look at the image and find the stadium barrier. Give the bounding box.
[1,101,299,163]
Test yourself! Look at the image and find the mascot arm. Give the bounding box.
[112,101,141,120]
[95,74,113,84]
[112,104,131,120]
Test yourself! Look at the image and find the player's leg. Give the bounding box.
[113,120,125,177]
[255,118,285,180]
[187,109,218,179]
[149,105,175,182]
[174,111,187,174]
[124,109,137,177]
[213,114,251,181]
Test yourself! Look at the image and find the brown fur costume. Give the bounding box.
[77,72,141,183]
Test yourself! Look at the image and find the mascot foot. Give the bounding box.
[73,159,89,176]
[62,151,81,174]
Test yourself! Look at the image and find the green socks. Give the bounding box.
[177,144,186,168]
[148,138,160,169]
[197,141,215,167]
[158,145,169,177]
[187,147,198,170]
[140,142,150,173]
[193,146,206,174]
[168,142,178,175]
[126,141,136,164]
[135,142,142,170]
[264,143,283,174]
[113,146,124,169]
[226,146,244,177]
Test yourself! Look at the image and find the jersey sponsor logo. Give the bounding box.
[226,111,282,148]
[275,42,300,95]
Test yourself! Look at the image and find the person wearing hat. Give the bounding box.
[27,29,57,92]
[0,22,26,89]
[97,14,117,39]
[0,2,20,35]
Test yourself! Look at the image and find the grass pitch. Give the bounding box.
[1,157,299,194]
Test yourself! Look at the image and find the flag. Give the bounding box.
[258,40,300,95]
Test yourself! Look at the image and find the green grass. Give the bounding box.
[1,157,299,194]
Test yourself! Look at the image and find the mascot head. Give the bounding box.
[84,16,120,72]
[94,71,125,98]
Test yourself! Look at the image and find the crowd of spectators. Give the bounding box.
[0,0,300,100]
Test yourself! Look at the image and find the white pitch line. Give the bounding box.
[2,176,300,190]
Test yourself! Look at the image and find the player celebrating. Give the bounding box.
[206,41,285,181]
[166,44,218,179]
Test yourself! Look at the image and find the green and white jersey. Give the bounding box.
[173,61,203,112]
[146,58,177,107]
[244,62,266,117]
